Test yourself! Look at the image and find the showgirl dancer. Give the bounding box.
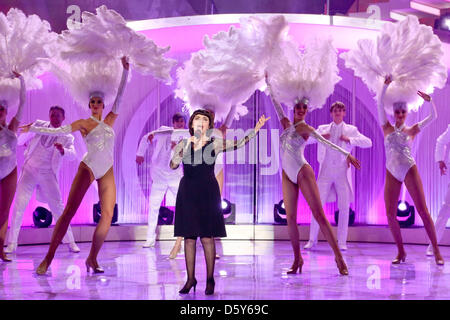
[426,124,450,256]
[23,56,129,274]
[266,76,360,275]
[0,72,25,262]
[20,5,176,274]
[0,8,56,262]
[342,16,447,265]
[170,109,269,295]
[378,76,443,265]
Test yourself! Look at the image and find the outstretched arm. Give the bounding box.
[22,119,84,136]
[309,127,361,169]
[8,72,26,133]
[214,115,269,153]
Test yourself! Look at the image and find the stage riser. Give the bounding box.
[11,224,450,246]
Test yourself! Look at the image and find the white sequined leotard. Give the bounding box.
[82,116,115,180]
[0,124,17,180]
[280,121,308,183]
[384,124,415,182]
[268,89,350,184]
[377,83,437,182]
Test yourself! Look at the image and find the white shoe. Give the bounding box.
[303,241,317,250]
[4,243,17,254]
[68,242,80,253]
[426,245,434,256]
[143,239,155,248]
[339,244,348,251]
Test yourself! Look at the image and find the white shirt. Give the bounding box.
[27,125,59,170]
[323,122,347,168]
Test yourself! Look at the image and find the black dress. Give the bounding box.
[174,138,226,238]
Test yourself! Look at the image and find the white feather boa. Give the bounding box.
[341,15,447,114]
[176,15,288,121]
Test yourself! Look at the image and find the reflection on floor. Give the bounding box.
[0,240,449,300]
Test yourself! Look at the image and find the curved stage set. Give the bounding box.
[2,12,450,301]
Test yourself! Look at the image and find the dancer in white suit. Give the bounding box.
[305,101,372,251]
[5,106,80,254]
[136,113,188,248]
[426,124,450,256]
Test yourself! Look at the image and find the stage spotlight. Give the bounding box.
[221,198,236,224]
[436,14,450,31]
[274,200,287,225]
[396,200,415,228]
[93,202,118,225]
[334,208,356,226]
[33,207,52,228]
[158,206,174,225]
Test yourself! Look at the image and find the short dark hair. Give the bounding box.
[49,106,65,117]
[330,101,346,113]
[172,112,186,123]
[188,109,214,136]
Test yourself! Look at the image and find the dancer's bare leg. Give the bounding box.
[0,168,17,262]
[86,167,116,269]
[170,237,183,259]
[281,170,302,273]
[384,170,405,263]
[37,162,94,274]
[404,166,444,264]
[297,165,348,275]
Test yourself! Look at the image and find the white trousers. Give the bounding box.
[6,165,76,245]
[433,182,450,245]
[146,169,181,241]
[308,166,351,245]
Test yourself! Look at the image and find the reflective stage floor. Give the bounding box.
[1,240,449,300]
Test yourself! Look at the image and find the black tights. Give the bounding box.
[184,236,216,281]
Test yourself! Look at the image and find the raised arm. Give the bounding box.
[104,57,129,126]
[416,92,437,130]
[8,72,26,132]
[266,72,290,129]
[377,77,390,127]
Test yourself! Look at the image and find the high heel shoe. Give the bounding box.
[287,258,304,274]
[179,278,197,294]
[85,260,104,273]
[205,278,215,295]
[434,251,445,266]
[36,259,50,275]
[1,253,12,263]
[392,252,407,264]
[335,258,349,275]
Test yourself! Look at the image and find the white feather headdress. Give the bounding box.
[57,5,176,84]
[266,36,341,111]
[0,8,57,107]
[340,15,447,114]
[176,15,288,121]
